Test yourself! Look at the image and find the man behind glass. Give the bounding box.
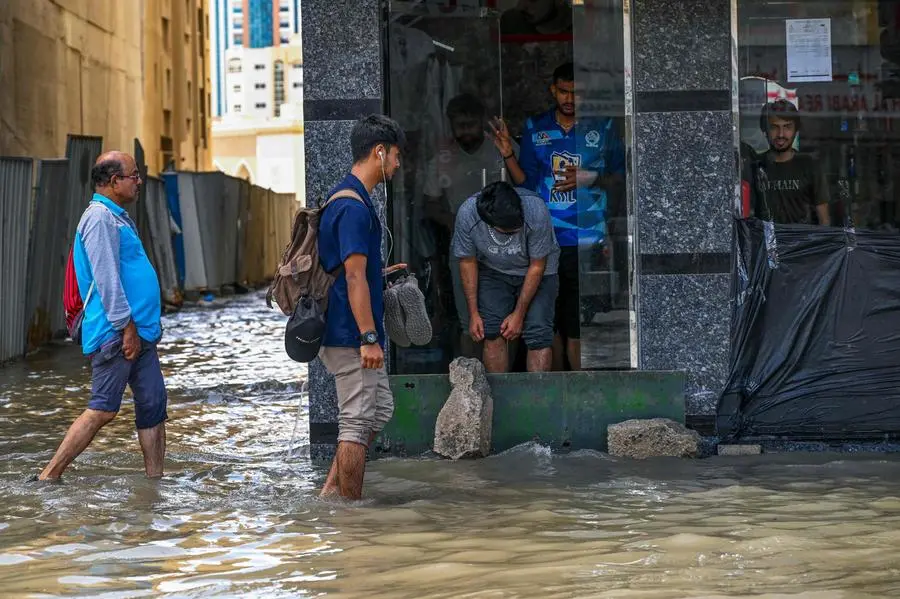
[491,62,625,371]
[752,100,831,226]
[424,93,518,358]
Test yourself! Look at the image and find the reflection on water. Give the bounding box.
[2,292,900,598]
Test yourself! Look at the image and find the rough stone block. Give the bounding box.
[433,358,493,459]
[608,418,701,459]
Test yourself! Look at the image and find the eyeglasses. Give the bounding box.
[117,172,142,182]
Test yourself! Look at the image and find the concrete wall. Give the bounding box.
[0,0,211,175]
[0,0,143,159]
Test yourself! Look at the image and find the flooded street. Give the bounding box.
[2,293,900,598]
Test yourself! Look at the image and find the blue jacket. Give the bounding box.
[74,194,162,354]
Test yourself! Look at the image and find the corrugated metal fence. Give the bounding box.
[143,177,180,304]
[0,151,294,364]
[27,159,69,348]
[170,172,297,291]
[0,158,34,363]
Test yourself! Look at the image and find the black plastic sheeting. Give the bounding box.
[717,218,900,441]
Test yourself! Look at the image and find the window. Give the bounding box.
[232,33,242,45]
[274,60,285,117]
[227,58,241,73]
[738,0,900,230]
[280,5,290,11]
[233,84,241,92]
[293,82,301,88]
[280,21,290,28]
[162,17,170,51]
[255,102,267,109]
[281,36,290,44]
[255,82,266,89]
[234,104,242,113]
[254,64,265,70]
[292,62,301,70]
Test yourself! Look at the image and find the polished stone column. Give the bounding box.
[302,0,383,460]
[630,0,735,417]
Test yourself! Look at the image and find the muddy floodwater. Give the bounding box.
[2,292,900,598]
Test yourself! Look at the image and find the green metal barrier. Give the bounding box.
[375,371,686,456]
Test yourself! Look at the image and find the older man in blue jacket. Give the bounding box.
[39,151,168,481]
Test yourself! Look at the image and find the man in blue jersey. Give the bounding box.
[491,62,625,371]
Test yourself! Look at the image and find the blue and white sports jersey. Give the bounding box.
[518,110,625,247]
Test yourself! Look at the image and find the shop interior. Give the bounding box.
[739,0,900,229]
[382,0,629,375]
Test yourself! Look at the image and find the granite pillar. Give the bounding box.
[631,0,735,417]
[302,0,383,460]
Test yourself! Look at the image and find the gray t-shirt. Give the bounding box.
[452,188,560,277]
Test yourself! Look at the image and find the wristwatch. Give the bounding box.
[360,330,378,346]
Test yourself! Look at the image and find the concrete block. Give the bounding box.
[608,418,701,459]
[433,358,493,460]
[718,444,762,456]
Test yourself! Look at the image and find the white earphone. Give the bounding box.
[375,146,393,263]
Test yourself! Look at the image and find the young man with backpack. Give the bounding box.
[38,151,168,481]
[317,115,406,500]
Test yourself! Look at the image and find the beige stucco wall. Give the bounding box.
[212,122,305,204]
[0,0,211,175]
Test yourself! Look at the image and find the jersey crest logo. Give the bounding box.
[551,151,582,173]
[585,130,601,148]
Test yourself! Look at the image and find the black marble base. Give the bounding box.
[639,273,731,415]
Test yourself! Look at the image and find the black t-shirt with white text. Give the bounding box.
[752,152,830,224]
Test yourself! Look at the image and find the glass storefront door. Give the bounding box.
[573,0,630,370]
[384,0,631,374]
[385,1,505,374]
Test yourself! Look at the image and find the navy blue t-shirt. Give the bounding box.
[318,174,385,348]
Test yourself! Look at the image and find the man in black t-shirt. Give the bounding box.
[752,100,831,226]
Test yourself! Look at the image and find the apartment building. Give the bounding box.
[210,0,301,117]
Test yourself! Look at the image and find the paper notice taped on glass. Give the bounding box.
[786,18,833,83]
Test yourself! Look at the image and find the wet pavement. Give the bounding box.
[1,292,900,598]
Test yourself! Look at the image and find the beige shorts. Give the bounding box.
[319,346,394,447]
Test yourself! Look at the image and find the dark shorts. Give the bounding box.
[89,337,169,430]
[555,246,581,340]
[478,268,558,350]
